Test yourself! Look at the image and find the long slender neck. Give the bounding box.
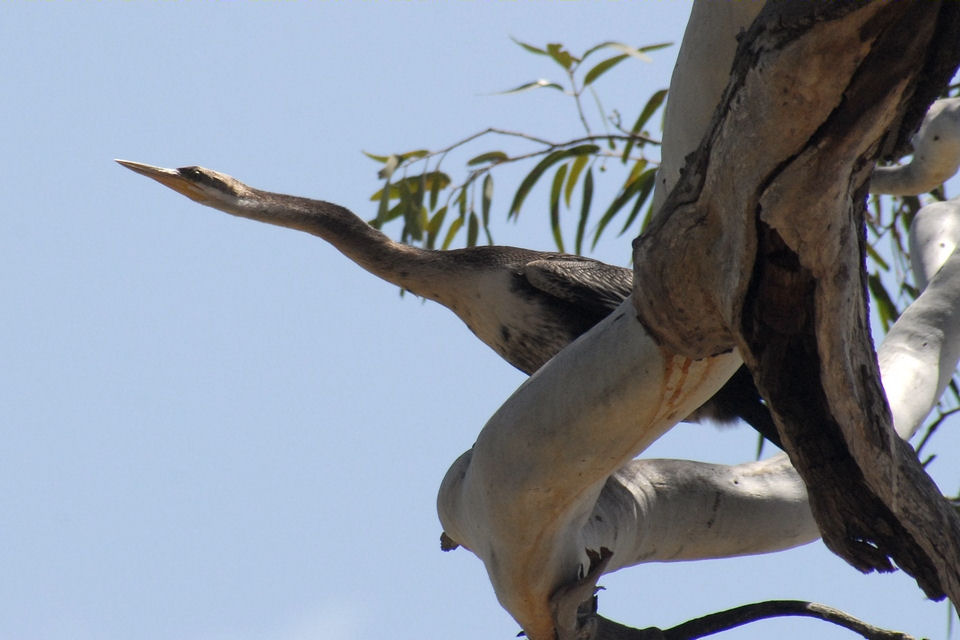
[220,187,447,295]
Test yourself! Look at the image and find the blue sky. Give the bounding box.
[2,3,958,640]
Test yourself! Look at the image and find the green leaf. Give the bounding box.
[901,281,919,300]
[418,205,429,240]
[605,42,653,62]
[467,211,479,248]
[546,43,577,70]
[497,78,566,95]
[441,215,463,250]
[618,169,657,235]
[457,188,467,219]
[509,145,600,218]
[398,180,421,243]
[638,42,673,53]
[580,40,652,63]
[550,165,567,252]
[510,37,549,56]
[639,195,657,232]
[865,242,890,271]
[565,154,589,207]
[426,206,447,249]
[592,175,647,249]
[467,151,509,166]
[575,167,593,255]
[429,174,442,211]
[372,202,404,226]
[369,173,450,201]
[415,172,427,209]
[398,149,430,161]
[362,151,392,163]
[481,174,493,229]
[868,272,900,331]
[625,158,648,187]
[634,88,668,133]
[583,54,629,87]
[375,178,391,227]
[622,88,667,162]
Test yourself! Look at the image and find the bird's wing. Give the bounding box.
[523,257,634,317]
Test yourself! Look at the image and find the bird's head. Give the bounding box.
[116,160,253,208]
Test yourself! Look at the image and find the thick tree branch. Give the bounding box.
[439,2,960,638]
[632,0,960,603]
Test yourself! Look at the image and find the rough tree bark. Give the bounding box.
[438,2,960,639]
[633,0,960,603]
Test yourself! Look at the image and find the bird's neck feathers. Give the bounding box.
[239,188,445,296]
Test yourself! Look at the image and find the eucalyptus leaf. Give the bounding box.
[399,149,430,161]
[441,215,464,250]
[550,165,568,252]
[622,88,667,162]
[634,88,668,133]
[482,174,493,228]
[868,272,900,331]
[510,37,549,56]
[605,42,653,62]
[565,155,589,207]
[429,174,441,211]
[509,145,601,218]
[618,169,657,235]
[467,211,479,247]
[638,42,673,53]
[583,54,629,87]
[426,206,448,249]
[362,151,392,163]
[592,175,646,249]
[575,167,593,255]
[467,151,509,166]
[865,242,890,271]
[375,178,391,226]
[546,43,577,70]
[580,40,652,63]
[497,79,566,95]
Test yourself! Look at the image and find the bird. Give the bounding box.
[117,160,781,448]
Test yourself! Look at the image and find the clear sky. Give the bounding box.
[3,3,958,640]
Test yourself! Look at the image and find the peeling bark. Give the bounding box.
[633,0,960,603]
[438,2,960,638]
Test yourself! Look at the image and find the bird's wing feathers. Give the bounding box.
[523,257,634,316]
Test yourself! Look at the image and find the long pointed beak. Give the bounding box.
[115,159,208,203]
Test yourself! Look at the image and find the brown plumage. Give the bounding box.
[117,160,780,448]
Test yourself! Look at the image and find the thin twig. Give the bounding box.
[658,600,919,640]
[569,70,594,137]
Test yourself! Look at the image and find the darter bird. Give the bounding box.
[117,160,780,448]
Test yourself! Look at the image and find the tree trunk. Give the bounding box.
[633,0,960,603]
[438,2,960,638]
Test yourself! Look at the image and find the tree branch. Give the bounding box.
[438,3,960,638]
[632,0,960,603]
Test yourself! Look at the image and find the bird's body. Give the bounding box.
[420,247,635,374]
[117,160,780,447]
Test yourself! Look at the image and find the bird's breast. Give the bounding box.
[446,270,581,374]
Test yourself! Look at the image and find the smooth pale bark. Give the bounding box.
[438,192,960,638]
[909,195,960,291]
[439,304,743,640]
[633,0,960,607]
[651,1,763,213]
[872,99,960,196]
[439,2,960,638]
[881,197,960,439]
